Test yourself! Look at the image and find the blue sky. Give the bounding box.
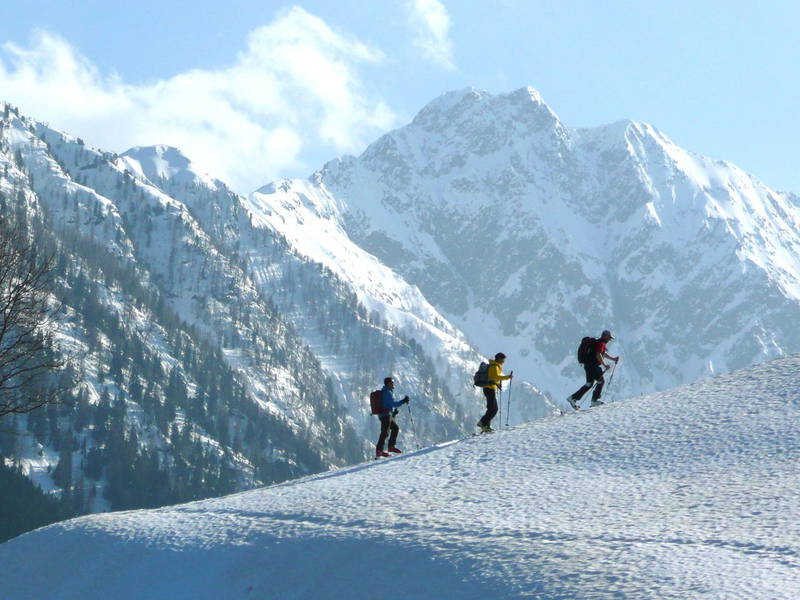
[1,1,797,193]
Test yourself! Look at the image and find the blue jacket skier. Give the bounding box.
[376,376,409,458]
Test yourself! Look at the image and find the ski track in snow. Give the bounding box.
[2,356,800,599]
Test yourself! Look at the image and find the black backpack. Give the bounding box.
[369,390,385,415]
[577,337,596,364]
[473,362,491,387]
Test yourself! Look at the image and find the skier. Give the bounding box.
[568,330,619,410]
[477,353,513,433]
[375,377,410,458]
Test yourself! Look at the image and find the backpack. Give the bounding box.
[577,337,596,364]
[473,362,491,387]
[369,390,385,415]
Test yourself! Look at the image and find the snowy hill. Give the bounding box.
[3,355,798,599]
[255,87,800,403]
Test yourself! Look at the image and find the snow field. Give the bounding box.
[2,355,799,599]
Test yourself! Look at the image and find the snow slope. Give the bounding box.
[3,355,798,599]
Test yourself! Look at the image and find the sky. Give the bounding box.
[0,0,797,194]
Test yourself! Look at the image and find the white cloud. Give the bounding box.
[0,7,396,192]
[406,0,456,70]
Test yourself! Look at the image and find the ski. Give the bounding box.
[560,401,610,415]
[373,453,403,461]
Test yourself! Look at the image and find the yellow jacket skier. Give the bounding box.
[478,353,513,432]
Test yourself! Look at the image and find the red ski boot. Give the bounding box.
[375,450,390,458]
[388,447,402,454]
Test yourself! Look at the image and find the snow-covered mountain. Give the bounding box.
[0,103,507,522]
[118,143,548,428]
[3,354,798,599]
[4,84,800,531]
[255,87,800,401]
[0,106,360,513]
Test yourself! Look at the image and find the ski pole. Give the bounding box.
[407,401,420,450]
[497,388,502,430]
[607,364,616,388]
[606,363,617,401]
[505,377,512,427]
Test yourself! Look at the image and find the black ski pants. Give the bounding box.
[479,387,498,427]
[376,414,399,451]
[571,363,605,402]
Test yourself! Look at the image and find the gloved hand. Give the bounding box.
[392,408,399,417]
[402,396,410,404]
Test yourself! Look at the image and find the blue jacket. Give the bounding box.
[381,386,405,412]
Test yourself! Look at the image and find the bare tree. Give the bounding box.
[0,218,68,417]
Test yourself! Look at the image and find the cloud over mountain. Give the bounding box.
[0,8,396,192]
[406,0,456,70]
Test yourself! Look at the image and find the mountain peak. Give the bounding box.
[121,144,219,189]
[414,87,487,115]
[410,86,557,130]
[126,144,191,166]
[509,85,546,105]
[574,119,679,163]
[352,86,568,171]
[580,119,666,141]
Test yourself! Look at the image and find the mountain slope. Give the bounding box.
[120,145,527,436]
[1,104,365,510]
[3,354,798,599]
[255,87,800,403]
[2,100,529,525]
[2,103,487,525]
[244,176,550,423]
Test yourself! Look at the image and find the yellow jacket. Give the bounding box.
[482,360,511,390]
